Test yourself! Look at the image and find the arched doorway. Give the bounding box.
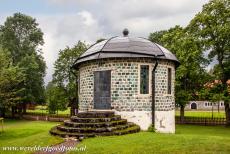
[191,103,197,109]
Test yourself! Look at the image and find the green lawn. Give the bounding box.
[1,119,230,154]
[27,107,226,118]
[27,106,70,116]
[175,110,226,118]
[72,125,230,154]
[0,119,63,154]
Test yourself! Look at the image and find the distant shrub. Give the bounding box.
[147,124,156,132]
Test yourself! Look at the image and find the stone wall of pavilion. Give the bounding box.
[78,57,176,132]
[78,58,175,112]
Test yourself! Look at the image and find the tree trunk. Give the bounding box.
[180,106,185,123]
[17,105,23,118]
[222,80,229,126]
[11,106,15,118]
[225,102,230,126]
[0,108,5,117]
[22,102,26,114]
[217,48,229,126]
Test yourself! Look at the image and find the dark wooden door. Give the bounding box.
[94,70,111,109]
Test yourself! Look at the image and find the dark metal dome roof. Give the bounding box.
[73,36,179,68]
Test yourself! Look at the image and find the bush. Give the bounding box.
[147,124,156,132]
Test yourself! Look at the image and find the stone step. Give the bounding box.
[50,111,140,139]
[56,122,135,133]
[64,119,127,128]
[50,125,140,139]
[76,111,115,118]
[70,115,121,123]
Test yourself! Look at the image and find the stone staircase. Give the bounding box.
[50,111,140,139]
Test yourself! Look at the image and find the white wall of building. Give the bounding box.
[115,110,175,133]
[155,110,175,133]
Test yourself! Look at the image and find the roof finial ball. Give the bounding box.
[123,28,129,37]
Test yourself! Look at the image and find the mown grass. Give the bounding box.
[0,119,63,154]
[1,119,230,154]
[175,110,225,118]
[72,125,230,154]
[28,107,226,118]
[27,106,70,116]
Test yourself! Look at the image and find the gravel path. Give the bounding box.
[34,138,78,154]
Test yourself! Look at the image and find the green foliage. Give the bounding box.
[149,26,209,108]
[188,0,230,83]
[198,88,211,100]
[45,82,67,114]
[0,13,46,113]
[0,48,25,110]
[18,53,46,103]
[147,124,155,132]
[52,41,87,108]
[0,12,44,63]
[201,82,230,104]
[149,30,167,45]
[53,41,86,86]
[175,90,191,108]
[188,0,230,122]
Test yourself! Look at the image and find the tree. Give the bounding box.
[149,26,209,121]
[0,13,46,115]
[0,48,25,117]
[52,41,87,115]
[18,53,46,105]
[188,0,230,125]
[45,82,67,114]
[149,30,167,45]
[0,12,44,63]
[175,90,191,121]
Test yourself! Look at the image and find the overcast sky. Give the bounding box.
[0,0,209,84]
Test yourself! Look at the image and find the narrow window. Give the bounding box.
[168,68,172,94]
[140,65,149,94]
